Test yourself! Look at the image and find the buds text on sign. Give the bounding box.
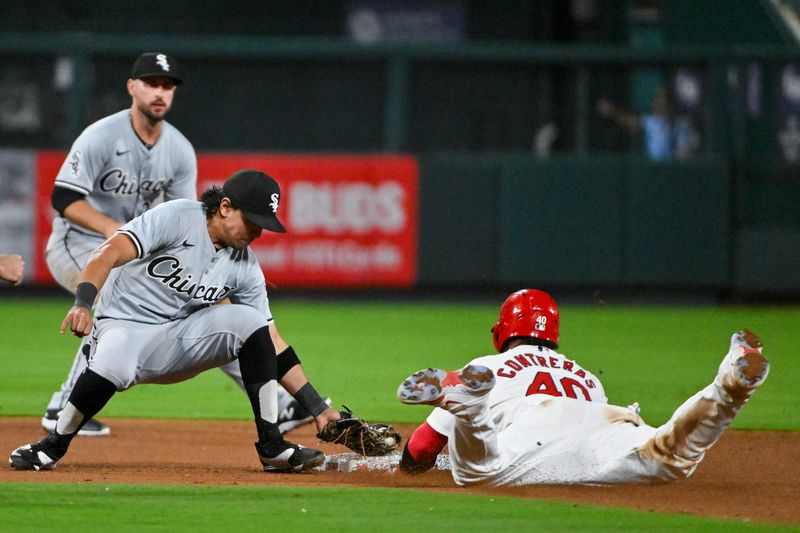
[289,181,406,234]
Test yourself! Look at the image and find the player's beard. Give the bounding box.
[136,98,170,124]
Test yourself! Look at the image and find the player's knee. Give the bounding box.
[217,304,268,339]
[237,326,276,383]
[241,306,269,334]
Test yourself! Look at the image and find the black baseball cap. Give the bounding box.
[130,52,183,84]
[222,170,287,233]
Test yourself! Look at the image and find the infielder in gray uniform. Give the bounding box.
[10,169,339,472]
[43,52,308,436]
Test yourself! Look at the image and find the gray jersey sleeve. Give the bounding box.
[118,199,188,259]
[54,116,115,196]
[162,125,197,202]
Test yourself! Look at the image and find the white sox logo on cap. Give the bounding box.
[155,54,171,72]
[222,169,287,233]
[131,52,182,84]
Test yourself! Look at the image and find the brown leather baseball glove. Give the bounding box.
[316,406,402,456]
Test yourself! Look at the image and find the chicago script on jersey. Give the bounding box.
[99,169,173,195]
[146,256,233,302]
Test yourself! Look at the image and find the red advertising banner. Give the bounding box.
[33,152,418,288]
[198,154,418,288]
[33,151,67,284]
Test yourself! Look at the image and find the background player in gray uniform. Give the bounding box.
[43,52,309,436]
[396,289,770,485]
[10,169,339,472]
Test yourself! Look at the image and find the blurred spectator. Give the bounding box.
[596,86,698,162]
[0,254,24,285]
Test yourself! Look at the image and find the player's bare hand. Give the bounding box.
[314,406,342,433]
[0,254,24,285]
[60,305,92,337]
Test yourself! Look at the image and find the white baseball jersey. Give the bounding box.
[47,109,196,292]
[426,344,607,440]
[426,344,751,486]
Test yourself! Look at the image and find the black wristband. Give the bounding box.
[74,282,98,309]
[294,382,328,417]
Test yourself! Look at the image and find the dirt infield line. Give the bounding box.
[1,417,797,525]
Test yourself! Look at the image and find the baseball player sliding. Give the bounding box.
[42,52,313,436]
[10,170,339,472]
[397,289,770,485]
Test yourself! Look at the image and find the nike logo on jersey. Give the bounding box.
[182,240,194,247]
[116,149,129,156]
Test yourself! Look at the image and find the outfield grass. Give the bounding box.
[0,298,797,429]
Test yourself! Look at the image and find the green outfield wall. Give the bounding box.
[418,154,746,291]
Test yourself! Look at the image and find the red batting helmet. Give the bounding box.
[491,289,560,352]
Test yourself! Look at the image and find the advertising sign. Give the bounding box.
[34,152,419,288]
[198,154,418,288]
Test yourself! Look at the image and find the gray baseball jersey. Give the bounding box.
[96,199,272,323]
[87,199,274,390]
[55,109,197,231]
[47,109,197,292]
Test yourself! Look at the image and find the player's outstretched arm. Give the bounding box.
[279,363,341,432]
[399,422,448,475]
[60,233,137,337]
[267,323,341,431]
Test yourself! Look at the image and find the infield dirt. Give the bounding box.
[1,417,798,525]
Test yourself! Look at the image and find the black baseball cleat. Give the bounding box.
[9,432,70,471]
[255,439,325,473]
